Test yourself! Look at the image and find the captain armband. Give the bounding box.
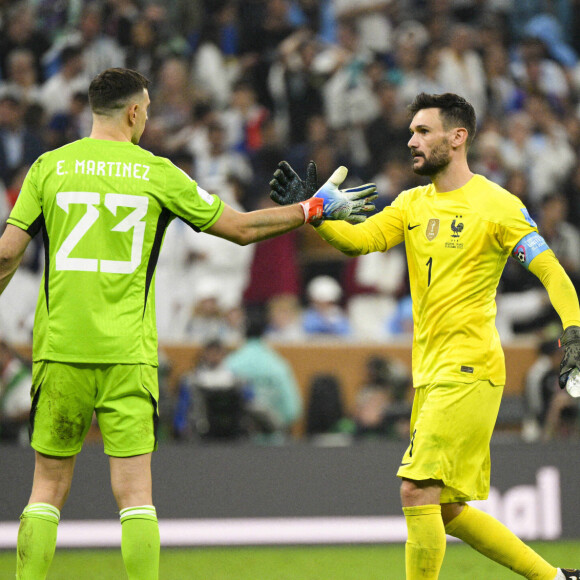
[512,232,549,269]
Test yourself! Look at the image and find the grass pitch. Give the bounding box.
[1,541,579,579]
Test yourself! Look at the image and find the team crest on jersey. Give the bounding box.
[451,216,464,238]
[426,219,439,240]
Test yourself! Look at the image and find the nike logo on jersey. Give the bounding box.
[407,224,420,230]
[400,462,411,466]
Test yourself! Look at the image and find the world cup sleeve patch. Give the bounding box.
[512,232,549,269]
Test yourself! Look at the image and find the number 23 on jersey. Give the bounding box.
[55,191,148,274]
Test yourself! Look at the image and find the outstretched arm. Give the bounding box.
[529,249,580,389]
[208,165,376,245]
[0,225,32,295]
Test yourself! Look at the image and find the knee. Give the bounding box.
[400,479,421,506]
[441,502,465,526]
[400,478,443,507]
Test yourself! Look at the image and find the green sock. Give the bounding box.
[120,505,160,580]
[17,503,60,580]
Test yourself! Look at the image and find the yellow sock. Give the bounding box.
[403,504,446,580]
[444,504,557,580]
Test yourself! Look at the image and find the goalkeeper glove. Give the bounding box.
[270,160,318,206]
[558,325,580,388]
[270,161,376,224]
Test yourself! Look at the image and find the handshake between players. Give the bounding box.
[270,160,377,225]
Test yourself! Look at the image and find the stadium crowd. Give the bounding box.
[0,0,580,442]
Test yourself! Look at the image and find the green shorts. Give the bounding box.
[397,379,503,503]
[30,361,159,457]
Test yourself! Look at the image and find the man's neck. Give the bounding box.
[90,123,131,142]
[431,162,474,193]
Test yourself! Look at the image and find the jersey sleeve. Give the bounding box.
[161,159,224,231]
[6,158,43,236]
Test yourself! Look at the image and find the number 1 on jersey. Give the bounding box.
[426,256,433,286]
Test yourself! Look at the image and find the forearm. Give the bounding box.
[206,203,305,246]
[529,249,580,328]
[0,225,31,295]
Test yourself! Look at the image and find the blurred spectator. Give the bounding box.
[191,3,240,110]
[174,339,247,441]
[194,119,253,203]
[243,225,302,307]
[397,42,445,115]
[322,18,378,168]
[265,293,305,342]
[524,329,579,441]
[562,164,580,227]
[238,0,297,109]
[150,56,199,135]
[482,42,520,119]
[305,372,351,441]
[365,81,411,178]
[437,23,487,117]
[224,309,302,443]
[538,193,580,284]
[0,93,46,186]
[43,3,125,81]
[124,15,164,81]
[0,3,51,84]
[44,91,91,150]
[268,30,325,146]
[332,0,394,58]
[176,279,243,347]
[0,48,43,106]
[38,45,88,121]
[0,338,32,445]
[303,275,351,338]
[164,101,217,160]
[353,354,410,440]
[345,245,407,341]
[499,102,575,209]
[221,79,270,154]
[472,128,507,186]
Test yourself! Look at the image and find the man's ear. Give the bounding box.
[127,103,138,126]
[451,127,469,148]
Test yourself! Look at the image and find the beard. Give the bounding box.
[412,139,451,176]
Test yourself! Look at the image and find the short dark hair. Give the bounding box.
[88,68,150,116]
[408,92,477,147]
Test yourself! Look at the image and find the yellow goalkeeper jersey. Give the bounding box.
[318,174,543,387]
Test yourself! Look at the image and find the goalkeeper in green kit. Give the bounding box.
[0,68,376,580]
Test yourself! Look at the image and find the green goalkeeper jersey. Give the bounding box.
[7,138,224,365]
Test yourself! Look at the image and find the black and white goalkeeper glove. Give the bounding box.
[559,325,580,389]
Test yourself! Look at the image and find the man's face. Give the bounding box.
[408,108,452,177]
[131,89,150,144]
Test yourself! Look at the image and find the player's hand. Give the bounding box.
[299,166,377,225]
[558,325,580,388]
[270,160,317,205]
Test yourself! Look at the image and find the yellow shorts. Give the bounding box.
[30,361,159,458]
[397,379,503,503]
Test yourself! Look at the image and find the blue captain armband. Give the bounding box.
[512,232,549,269]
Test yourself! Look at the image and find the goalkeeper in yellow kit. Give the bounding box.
[269,93,580,579]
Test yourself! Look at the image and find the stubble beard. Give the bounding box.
[412,139,452,177]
